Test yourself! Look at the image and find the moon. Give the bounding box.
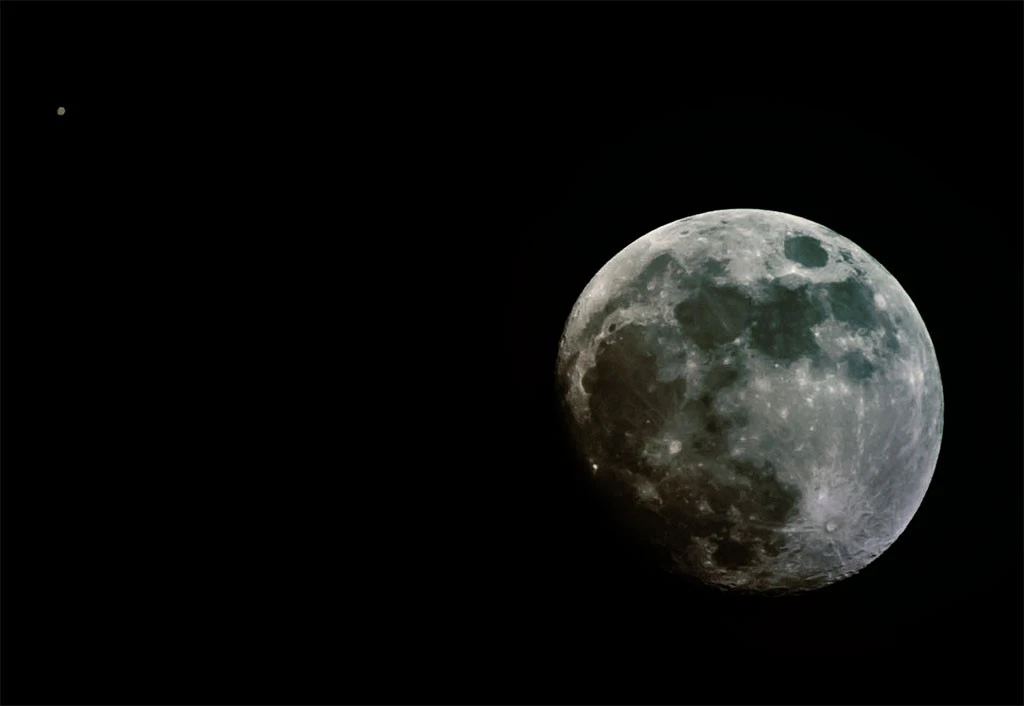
[556,209,943,594]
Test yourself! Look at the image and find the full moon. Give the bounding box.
[556,209,943,593]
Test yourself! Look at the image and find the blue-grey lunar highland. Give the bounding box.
[556,209,943,593]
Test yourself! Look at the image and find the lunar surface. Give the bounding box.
[556,209,943,593]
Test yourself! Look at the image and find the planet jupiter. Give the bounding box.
[556,209,943,593]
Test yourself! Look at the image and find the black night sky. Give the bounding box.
[3,2,1021,705]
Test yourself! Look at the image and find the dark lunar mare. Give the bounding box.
[784,234,829,268]
[748,284,828,364]
[566,319,804,588]
[566,253,813,587]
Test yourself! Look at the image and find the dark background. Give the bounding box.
[3,2,1021,705]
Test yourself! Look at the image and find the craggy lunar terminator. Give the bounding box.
[556,209,943,593]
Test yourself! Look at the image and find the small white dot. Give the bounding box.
[57,106,66,116]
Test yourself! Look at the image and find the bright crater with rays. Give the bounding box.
[556,209,943,593]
